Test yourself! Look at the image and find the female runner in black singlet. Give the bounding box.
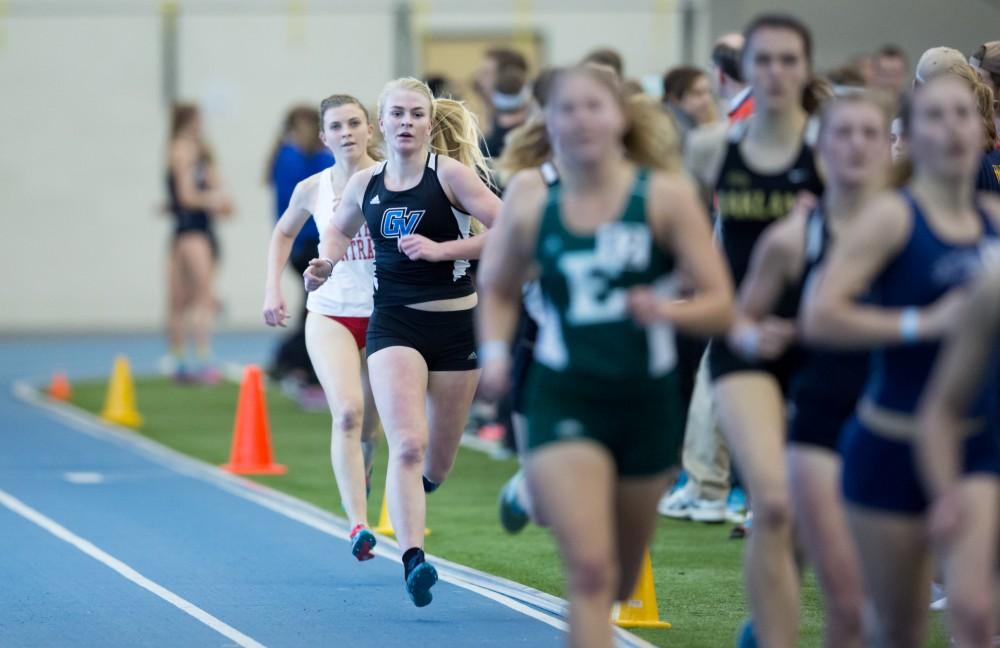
[304,78,501,607]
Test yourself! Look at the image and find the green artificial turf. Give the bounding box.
[69,377,949,647]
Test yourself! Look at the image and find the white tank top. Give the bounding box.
[306,167,375,317]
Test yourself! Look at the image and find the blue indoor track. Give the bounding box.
[0,334,651,648]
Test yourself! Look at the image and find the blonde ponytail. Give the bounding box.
[501,66,682,175]
[621,92,682,172]
[429,97,494,188]
[496,114,551,183]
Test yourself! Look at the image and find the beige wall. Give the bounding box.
[4,0,993,332]
[0,1,693,333]
[704,0,999,74]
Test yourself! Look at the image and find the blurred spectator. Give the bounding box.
[970,41,1000,136]
[872,44,909,99]
[474,47,529,139]
[662,66,716,141]
[582,47,624,79]
[481,65,532,159]
[264,106,334,386]
[710,33,753,122]
[850,53,875,85]
[826,65,868,94]
[165,103,234,383]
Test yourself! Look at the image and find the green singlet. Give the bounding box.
[524,167,683,476]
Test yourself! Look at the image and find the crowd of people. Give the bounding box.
[163,14,1000,648]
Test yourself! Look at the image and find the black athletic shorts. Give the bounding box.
[366,305,478,371]
[787,388,855,453]
[707,339,801,395]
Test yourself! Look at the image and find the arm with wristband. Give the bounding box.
[303,168,371,292]
[801,193,962,349]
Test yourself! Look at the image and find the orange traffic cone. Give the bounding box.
[48,371,72,401]
[101,356,143,428]
[612,550,671,629]
[221,365,286,475]
[372,486,431,537]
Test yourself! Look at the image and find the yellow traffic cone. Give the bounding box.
[612,550,671,629]
[100,355,143,428]
[371,488,431,537]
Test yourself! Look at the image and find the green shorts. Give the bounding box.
[523,363,682,477]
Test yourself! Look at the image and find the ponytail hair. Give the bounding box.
[802,77,834,114]
[496,114,550,182]
[377,77,493,188]
[498,66,681,179]
[318,94,384,161]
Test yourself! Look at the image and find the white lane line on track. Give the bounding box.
[0,488,266,648]
[10,380,656,648]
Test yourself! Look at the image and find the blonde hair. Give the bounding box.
[377,77,493,188]
[497,65,681,181]
[319,94,383,161]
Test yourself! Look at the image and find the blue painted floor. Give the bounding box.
[0,334,575,647]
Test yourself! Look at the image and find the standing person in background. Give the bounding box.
[873,44,909,102]
[265,106,335,404]
[582,47,625,80]
[712,34,754,123]
[481,65,533,160]
[165,103,234,384]
[662,66,717,143]
[263,94,382,563]
[474,47,529,142]
[659,32,754,526]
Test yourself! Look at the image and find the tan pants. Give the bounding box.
[680,353,730,502]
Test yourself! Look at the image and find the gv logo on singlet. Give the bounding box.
[380,207,425,239]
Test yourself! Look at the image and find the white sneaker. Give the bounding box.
[658,485,727,523]
[930,582,948,611]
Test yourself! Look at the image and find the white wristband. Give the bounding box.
[900,307,920,344]
[477,340,510,365]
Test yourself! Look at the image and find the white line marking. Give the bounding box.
[11,380,655,648]
[63,471,105,484]
[0,488,265,648]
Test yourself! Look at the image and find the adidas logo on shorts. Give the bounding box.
[467,351,477,360]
